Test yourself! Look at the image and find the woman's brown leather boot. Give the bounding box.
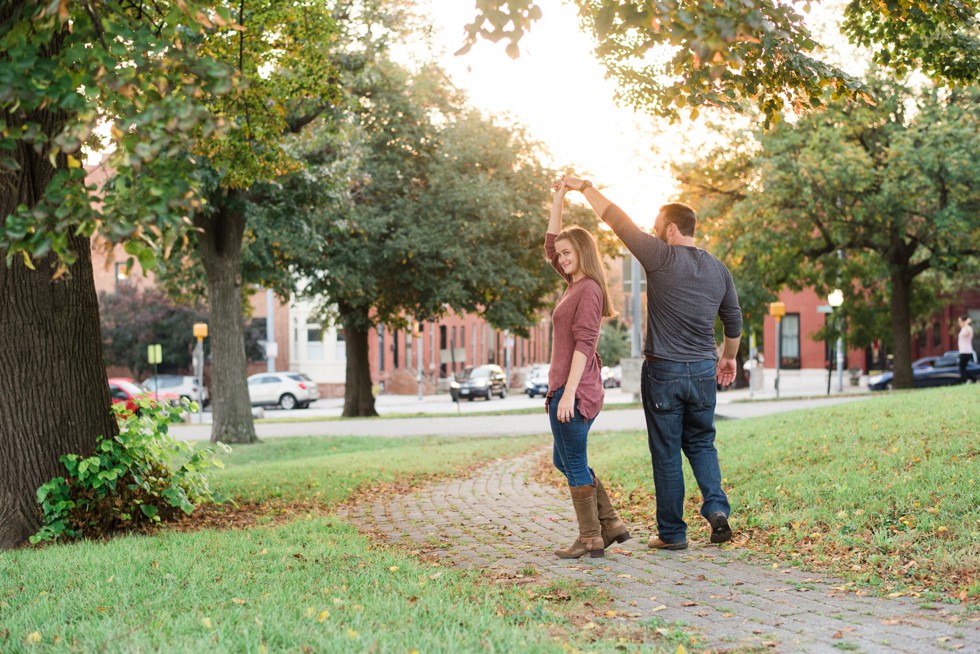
[594,475,631,547]
[555,485,604,559]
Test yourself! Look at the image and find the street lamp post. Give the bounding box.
[193,322,208,422]
[414,321,423,402]
[769,302,786,399]
[114,262,128,294]
[828,289,844,392]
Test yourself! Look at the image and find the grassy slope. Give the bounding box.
[588,385,980,601]
[0,434,680,653]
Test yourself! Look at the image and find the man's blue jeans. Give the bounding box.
[548,386,596,487]
[641,359,730,543]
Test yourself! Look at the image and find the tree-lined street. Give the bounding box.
[2,2,978,650]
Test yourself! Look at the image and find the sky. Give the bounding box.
[417,0,676,228]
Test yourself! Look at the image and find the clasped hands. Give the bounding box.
[552,175,589,194]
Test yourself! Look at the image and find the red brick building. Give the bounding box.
[763,287,980,373]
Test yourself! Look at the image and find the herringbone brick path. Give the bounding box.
[347,451,979,653]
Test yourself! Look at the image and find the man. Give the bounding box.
[958,315,975,384]
[562,176,742,550]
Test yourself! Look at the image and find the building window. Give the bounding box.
[780,313,801,369]
[429,321,436,369]
[916,329,926,348]
[307,327,324,360]
[932,322,941,348]
[336,329,346,360]
[378,325,385,372]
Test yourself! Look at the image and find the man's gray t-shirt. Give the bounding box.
[602,204,742,362]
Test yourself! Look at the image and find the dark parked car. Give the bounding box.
[450,364,508,401]
[868,351,979,390]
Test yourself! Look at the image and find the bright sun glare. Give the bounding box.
[419,0,676,229]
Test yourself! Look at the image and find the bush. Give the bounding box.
[31,399,228,544]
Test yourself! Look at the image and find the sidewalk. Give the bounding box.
[347,451,979,653]
[173,369,873,440]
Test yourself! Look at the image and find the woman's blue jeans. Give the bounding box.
[548,386,596,487]
[642,359,730,543]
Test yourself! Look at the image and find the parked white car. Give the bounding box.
[247,372,319,410]
[141,374,208,406]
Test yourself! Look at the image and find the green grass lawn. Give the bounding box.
[4,387,977,651]
[588,384,980,603]
[0,434,679,653]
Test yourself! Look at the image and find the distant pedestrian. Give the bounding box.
[544,179,630,559]
[561,176,741,551]
[958,315,975,383]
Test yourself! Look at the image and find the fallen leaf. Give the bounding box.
[681,601,698,607]
[832,631,843,639]
[201,618,212,629]
[26,632,41,645]
[651,605,667,612]
[317,610,329,623]
[232,598,246,605]
[581,622,597,631]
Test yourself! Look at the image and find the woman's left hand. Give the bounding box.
[556,392,576,423]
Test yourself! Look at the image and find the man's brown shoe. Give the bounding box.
[647,536,688,550]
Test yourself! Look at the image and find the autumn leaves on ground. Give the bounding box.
[1,386,977,651]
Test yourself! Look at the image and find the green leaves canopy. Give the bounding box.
[677,78,980,385]
[1,0,235,269]
[464,1,980,124]
[296,60,566,334]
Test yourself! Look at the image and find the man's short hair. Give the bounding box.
[658,203,697,237]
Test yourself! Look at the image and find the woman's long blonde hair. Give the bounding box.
[555,226,618,319]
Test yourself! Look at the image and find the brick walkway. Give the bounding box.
[348,451,979,653]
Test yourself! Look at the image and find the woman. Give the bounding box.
[545,178,630,559]
[958,314,975,384]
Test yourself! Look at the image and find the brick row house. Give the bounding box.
[763,288,980,374]
[92,243,559,398]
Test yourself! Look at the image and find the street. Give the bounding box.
[172,370,874,441]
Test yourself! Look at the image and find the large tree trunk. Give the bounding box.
[341,305,378,417]
[197,192,256,443]
[0,16,117,547]
[0,238,115,550]
[889,266,914,389]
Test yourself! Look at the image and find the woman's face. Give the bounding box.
[555,238,580,277]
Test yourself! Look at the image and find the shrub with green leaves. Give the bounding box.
[31,400,227,544]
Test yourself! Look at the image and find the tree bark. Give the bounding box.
[0,237,116,550]
[197,192,257,443]
[889,266,914,389]
[0,13,117,548]
[341,306,379,417]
